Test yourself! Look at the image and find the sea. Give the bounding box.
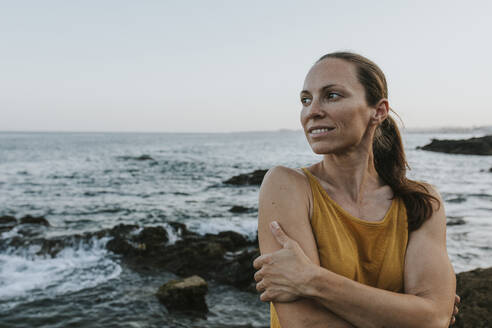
[0,130,491,328]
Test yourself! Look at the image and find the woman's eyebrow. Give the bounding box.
[320,84,344,93]
[300,84,343,95]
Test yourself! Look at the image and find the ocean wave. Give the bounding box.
[0,236,121,312]
[186,217,258,241]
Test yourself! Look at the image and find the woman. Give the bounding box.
[253,52,459,327]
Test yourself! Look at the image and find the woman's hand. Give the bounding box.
[253,221,319,302]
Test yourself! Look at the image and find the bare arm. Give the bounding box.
[257,166,354,327]
[256,184,456,328]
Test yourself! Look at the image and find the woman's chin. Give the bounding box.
[310,144,336,154]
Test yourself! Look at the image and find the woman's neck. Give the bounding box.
[319,142,383,204]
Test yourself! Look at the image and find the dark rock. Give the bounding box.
[135,226,168,245]
[454,267,492,327]
[165,240,227,277]
[109,223,139,236]
[37,238,67,257]
[19,215,50,226]
[224,169,268,186]
[447,196,467,203]
[106,235,137,256]
[0,215,17,225]
[117,154,155,161]
[136,154,154,161]
[447,217,466,226]
[219,248,260,289]
[156,275,208,312]
[0,219,259,293]
[418,135,492,155]
[167,221,198,238]
[489,167,492,173]
[229,205,255,213]
[216,231,250,250]
[106,225,169,258]
[0,215,17,232]
[102,222,257,290]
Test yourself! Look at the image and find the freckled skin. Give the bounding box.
[299,58,392,220]
[300,58,376,156]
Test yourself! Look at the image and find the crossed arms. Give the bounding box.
[254,166,456,328]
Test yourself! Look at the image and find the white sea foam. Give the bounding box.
[186,216,258,241]
[0,237,121,311]
[162,223,180,245]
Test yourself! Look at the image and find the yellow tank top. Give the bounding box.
[270,167,408,327]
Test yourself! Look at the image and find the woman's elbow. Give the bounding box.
[421,305,452,328]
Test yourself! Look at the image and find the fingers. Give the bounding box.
[253,254,269,270]
[270,221,290,247]
[254,268,263,282]
[260,290,274,302]
[256,278,267,293]
[450,296,460,326]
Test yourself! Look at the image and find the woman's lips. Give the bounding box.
[308,127,335,138]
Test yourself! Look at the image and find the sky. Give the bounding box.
[1,0,491,133]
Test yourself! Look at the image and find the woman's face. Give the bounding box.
[300,58,377,155]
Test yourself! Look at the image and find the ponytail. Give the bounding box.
[318,52,440,232]
[373,115,439,232]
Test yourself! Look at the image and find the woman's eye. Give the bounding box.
[326,92,341,100]
[301,97,311,105]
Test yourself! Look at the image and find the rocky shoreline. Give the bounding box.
[454,267,492,327]
[418,135,492,155]
[0,215,259,293]
[1,214,490,324]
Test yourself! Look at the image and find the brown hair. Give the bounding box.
[318,52,439,232]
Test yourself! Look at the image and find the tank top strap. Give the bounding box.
[301,167,325,199]
[301,167,317,185]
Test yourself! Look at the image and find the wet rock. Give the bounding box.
[447,217,466,226]
[215,231,250,250]
[418,135,492,155]
[156,275,208,312]
[102,222,257,290]
[106,235,138,256]
[163,240,227,277]
[136,154,154,161]
[229,205,255,213]
[117,154,155,161]
[219,248,260,289]
[1,220,259,293]
[455,267,492,327]
[109,223,139,236]
[134,226,168,245]
[19,215,50,226]
[106,224,169,258]
[37,238,68,257]
[224,169,268,186]
[167,221,199,238]
[0,215,17,233]
[447,196,467,203]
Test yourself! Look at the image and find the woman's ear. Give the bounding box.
[371,99,389,124]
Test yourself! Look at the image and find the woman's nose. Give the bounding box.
[307,99,325,118]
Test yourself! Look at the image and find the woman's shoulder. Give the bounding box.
[261,165,310,189]
[260,166,313,214]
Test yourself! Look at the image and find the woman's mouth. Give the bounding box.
[309,127,335,137]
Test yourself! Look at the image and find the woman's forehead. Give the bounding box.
[303,58,360,92]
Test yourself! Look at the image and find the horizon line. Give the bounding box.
[1,125,492,134]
